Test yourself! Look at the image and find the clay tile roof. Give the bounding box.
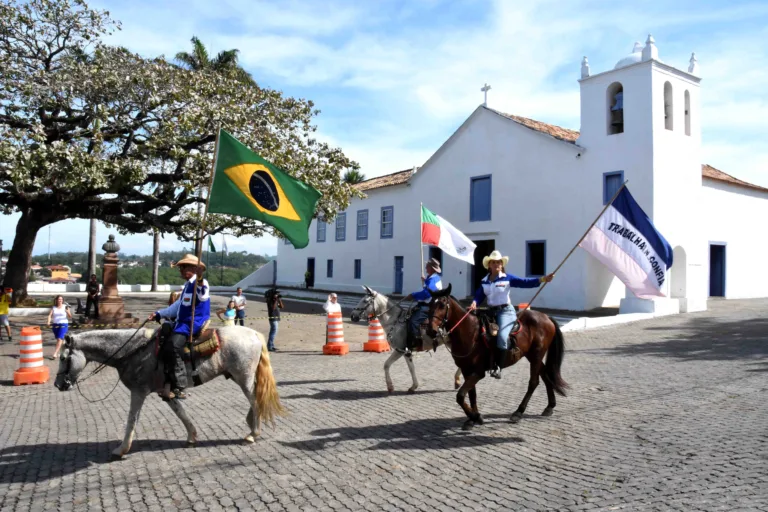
[702,164,768,193]
[498,112,581,144]
[354,168,416,192]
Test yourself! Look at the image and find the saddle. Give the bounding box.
[476,311,521,348]
[154,323,221,361]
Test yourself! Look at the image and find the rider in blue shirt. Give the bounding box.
[404,258,442,353]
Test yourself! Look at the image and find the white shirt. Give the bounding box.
[323,299,341,314]
[476,272,541,307]
[51,305,69,324]
[231,294,247,310]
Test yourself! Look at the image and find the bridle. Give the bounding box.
[429,296,477,359]
[352,294,402,321]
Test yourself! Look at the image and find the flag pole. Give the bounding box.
[189,126,222,346]
[419,202,425,280]
[220,233,224,285]
[519,180,629,315]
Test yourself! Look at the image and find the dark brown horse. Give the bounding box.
[426,284,568,430]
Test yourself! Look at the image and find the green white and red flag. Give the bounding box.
[421,205,477,265]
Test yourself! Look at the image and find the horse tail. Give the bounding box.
[254,341,286,427]
[544,317,569,397]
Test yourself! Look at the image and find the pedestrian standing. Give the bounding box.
[48,295,72,359]
[85,274,101,318]
[231,287,247,326]
[0,287,12,342]
[265,288,283,352]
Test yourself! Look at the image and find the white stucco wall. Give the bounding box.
[701,180,768,299]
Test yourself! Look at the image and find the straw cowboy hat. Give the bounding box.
[426,257,441,273]
[174,253,206,270]
[482,250,509,269]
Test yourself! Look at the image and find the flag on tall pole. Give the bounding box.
[207,130,322,248]
[421,205,477,265]
[222,234,228,256]
[207,236,216,253]
[579,186,673,298]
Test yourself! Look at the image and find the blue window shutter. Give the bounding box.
[357,210,368,240]
[336,213,346,241]
[354,259,361,279]
[603,171,624,205]
[470,176,492,222]
[327,259,333,278]
[317,219,326,242]
[380,206,394,238]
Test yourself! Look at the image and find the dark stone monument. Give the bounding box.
[80,234,141,327]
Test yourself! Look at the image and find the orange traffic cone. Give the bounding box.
[322,311,349,355]
[14,326,49,385]
[363,317,389,352]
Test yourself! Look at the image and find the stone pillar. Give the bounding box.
[82,234,139,326]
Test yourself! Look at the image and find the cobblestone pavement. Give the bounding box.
[1,295,767,511]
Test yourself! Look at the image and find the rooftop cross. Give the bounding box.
[481,83,491,107]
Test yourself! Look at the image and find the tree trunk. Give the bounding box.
[5,208,59,305]
[87,219,97,280]
[151,230,160,291]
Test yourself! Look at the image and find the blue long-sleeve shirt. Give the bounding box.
[155,275,210,336]
[473,272,540,306]
[411,272,443,302]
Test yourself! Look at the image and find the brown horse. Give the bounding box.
[426,284,568,430]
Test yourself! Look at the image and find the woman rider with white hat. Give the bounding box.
[469,250,554,379]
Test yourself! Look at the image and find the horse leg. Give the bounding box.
[454,368,462,390]
[469,386,484,425]
[405,353,419,394]
[383,350,403,393]
[510,359,543,424]
[111,390,148,459]
[540,372,557,417]
[456,373,481,430]
[239,377,260,444]
[165,398,198,446]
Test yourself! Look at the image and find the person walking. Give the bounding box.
[265,288,283,352]
[48,295,72,359]
[0,287,12,343]
[231,287,247,326]
[85,274,101,319]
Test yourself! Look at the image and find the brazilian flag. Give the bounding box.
[208,130,322,248]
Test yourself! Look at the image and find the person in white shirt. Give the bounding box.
[469,250,554,379]
[48,295,72,359]
[323,293,341,314]
[231,287,247,326]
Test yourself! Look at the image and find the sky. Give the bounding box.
[2,0,767,258]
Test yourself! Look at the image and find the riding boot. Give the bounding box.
[489,347,505,379]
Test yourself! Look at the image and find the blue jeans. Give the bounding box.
[235,309,246,326]
[493,306,517,349]
[267,320,278,350]
[408,304,429,337]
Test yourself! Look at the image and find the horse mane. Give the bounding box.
[430,283,453,298]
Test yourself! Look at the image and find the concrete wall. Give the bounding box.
[235,260,276,289]
[26,283,174,293]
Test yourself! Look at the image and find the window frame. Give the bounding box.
[469,174,492,222]
[380,206,394,239]
[356,209,369,240]
[525,240,547,278]
[603,171,624,205]
[354,259,362,280]
[335,212,346,242]
[316,218,326,243]
[327,259,333,278]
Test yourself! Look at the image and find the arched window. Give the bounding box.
[607,82,624,135]
[664,81,673,131]
[684,90,691,136]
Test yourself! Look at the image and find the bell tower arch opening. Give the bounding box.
[607,82,624,135]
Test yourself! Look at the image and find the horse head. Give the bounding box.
[350,285,379,322]
[426,283,453,338]
[53,333,87,391]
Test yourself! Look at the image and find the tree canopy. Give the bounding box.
[0,0,361,300]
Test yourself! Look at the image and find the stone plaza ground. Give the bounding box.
[0,294,767,511]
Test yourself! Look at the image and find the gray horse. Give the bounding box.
[54,325,285,459]
[351,286,461,393]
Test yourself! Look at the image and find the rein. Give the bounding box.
[433,298,478,359]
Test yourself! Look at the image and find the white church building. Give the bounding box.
[277,35,768,314]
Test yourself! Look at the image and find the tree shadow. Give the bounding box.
[0,438,247,483]
[595,316,768,365]
[279,414,524,452]
[282,388,452,401]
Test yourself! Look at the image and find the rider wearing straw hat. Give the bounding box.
[469,250,554,379]
[148,254,210,400]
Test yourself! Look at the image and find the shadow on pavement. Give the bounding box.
[277,378,355,386]
[279,414,523,452]
[594,316,768,365]
[282,388,453,401]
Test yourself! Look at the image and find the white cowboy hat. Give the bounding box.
[482,250,509,269]
[174,253,206,270]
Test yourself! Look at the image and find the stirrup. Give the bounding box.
[158,390,176,401]
[173,389,187,399]
[489,366,502,379]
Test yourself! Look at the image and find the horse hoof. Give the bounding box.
[407,388,416,395]
[541,407,554,417]
[462,420,475,431]
[510,411,523,424]
[110,450,124,461]
[473,414,484,425]
[244,434,255,444]
[387,388,394,394]
[454,382,460,390]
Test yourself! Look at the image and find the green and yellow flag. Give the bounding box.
[208,130,322,248]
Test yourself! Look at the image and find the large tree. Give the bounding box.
[0,0,360,304]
